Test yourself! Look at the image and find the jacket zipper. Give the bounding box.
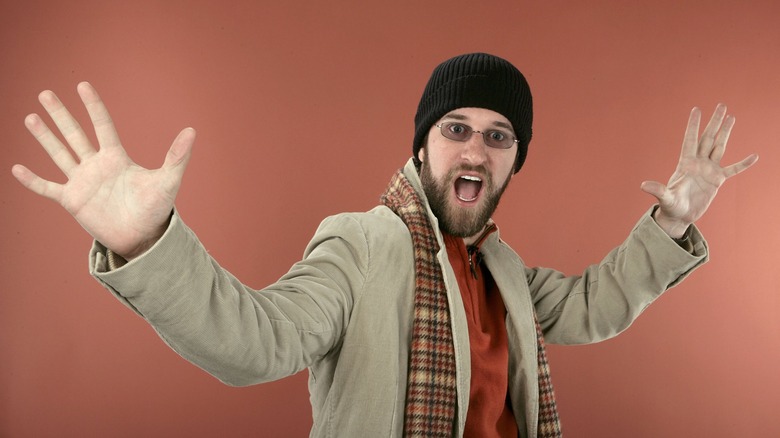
[467,246,479,280]
[465,223,497,280]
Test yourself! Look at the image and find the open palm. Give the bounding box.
[641,104,758,238]
[12,82,195,259]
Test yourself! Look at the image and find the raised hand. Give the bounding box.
[11,82,196,260]
[640,104,758,238]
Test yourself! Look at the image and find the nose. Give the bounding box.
[460,130,488,165]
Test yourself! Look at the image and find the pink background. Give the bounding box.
[2,1,779,436]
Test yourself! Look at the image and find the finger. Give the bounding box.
[698,103,727,157]
[37,89,96,161]
[77,82,122,151]
[24,113,78,175]
[680,107,701,159]
[723,153,759,178]
[163,128,196,174]
[11,164,64,203]
[640,180,670,204]
[709,115,734,163]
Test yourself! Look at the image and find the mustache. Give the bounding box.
[453,164,487,174]
[447,164,491,184]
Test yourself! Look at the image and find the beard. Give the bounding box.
[419,154,512,239]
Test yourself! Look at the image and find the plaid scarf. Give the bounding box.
[380,169,562,437]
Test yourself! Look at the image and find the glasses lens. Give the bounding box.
[441,122,471,141]
[439,122,515,149]
[484,130,513,149]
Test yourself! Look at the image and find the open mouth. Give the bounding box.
[454,175,483,202]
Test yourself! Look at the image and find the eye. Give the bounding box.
[487,130,506,141]
[447,123,468,136]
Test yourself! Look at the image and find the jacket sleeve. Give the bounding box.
[89,211,367,386]
[526,207,708,345]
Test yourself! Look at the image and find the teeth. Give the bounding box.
[460,175,482,182]
[456,194,478,202]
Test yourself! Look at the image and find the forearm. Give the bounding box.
[90,211,350,386]
[529,207,708,345]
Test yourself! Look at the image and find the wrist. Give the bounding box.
[652,208,690,239]
[114,211,173,261]
[120,236,161,261]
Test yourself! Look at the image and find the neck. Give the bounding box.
[463,227,486,246]
[460,222,496,247]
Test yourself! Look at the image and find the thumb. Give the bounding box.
[163,127,196,172]
[640,180,667,203]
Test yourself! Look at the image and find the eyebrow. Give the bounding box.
[441,112,514,131]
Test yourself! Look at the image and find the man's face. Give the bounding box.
[418,107,517,242]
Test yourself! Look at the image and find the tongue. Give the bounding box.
[455,178,481,201]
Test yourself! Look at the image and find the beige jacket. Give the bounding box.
[90,159,708,437]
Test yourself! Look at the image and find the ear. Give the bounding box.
[417,133,430,164]
[512,150,522,174]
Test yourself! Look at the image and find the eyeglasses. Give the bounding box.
[435,122,518,149]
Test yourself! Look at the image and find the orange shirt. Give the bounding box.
[443,231,518,438]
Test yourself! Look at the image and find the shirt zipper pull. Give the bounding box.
[467,246,479,280]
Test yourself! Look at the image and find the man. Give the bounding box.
[12,53,757,437]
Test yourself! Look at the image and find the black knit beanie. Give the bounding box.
[413,53,533,173]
